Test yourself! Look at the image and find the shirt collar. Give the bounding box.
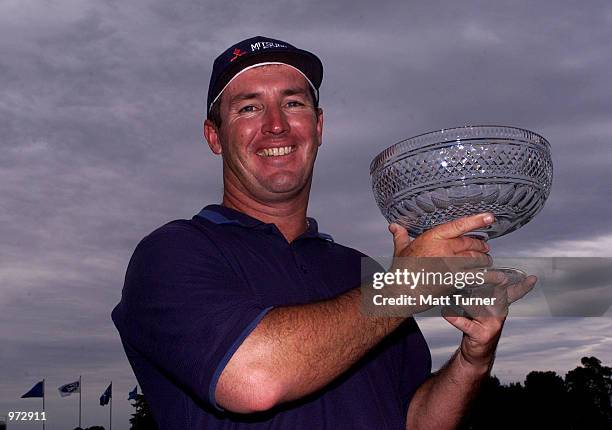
[195,204,334,242]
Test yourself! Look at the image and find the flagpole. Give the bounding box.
[42,379,45,430]
[109,382,113,430]
[79,375,82,429]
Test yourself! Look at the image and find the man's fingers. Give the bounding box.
[454,252,493,269]
[431,213,495,240]
[507,275,537,304]
[441,306,476,334]
[389,223,412,255]
[453,236,490,254]
[481,269,509,285]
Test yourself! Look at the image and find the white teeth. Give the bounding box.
[257,146,294,157]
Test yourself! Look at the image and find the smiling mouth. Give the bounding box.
[256,146,296,157]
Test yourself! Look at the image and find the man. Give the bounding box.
[112,36,535,429]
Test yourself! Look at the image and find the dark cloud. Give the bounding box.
[2,0,611,428]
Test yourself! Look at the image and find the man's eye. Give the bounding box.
[286,101,304,108]
[238,105,257,113]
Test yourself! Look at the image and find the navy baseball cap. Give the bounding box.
[206,36,323,117]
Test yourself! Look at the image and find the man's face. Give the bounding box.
[205,64,323,203]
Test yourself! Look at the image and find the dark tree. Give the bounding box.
[565,356,612,430]
[459,376,528,430]
[129,393,159,430]
[458,357,612,430]
[524,370,570,429]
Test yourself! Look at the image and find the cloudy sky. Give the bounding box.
[2,0,611,428]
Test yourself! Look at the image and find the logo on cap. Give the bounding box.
[250,41,288,51]
[230,48,246,62]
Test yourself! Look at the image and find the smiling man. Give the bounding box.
[205,62,322,239]
[112,36,524,429]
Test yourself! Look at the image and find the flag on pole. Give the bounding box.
[58,380,80,397]
[100,383,112,406]
[128,386,138,401]
[21,381,44,398]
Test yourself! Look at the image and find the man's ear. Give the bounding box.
[204,119,223,154]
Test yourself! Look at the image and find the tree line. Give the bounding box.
[459,356,612,430]
[74,355,611,430]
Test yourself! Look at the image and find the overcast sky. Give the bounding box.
[2,0,611,428]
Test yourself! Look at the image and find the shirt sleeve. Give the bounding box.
[112,221,272,410]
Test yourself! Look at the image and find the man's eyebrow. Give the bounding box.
[229,92,261,105]
[282,87,309,97]
[228,87,310,106]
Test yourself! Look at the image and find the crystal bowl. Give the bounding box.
[370,125,553,239]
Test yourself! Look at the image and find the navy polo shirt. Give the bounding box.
[112,205,431,429]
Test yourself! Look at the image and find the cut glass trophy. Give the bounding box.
[371,125,553,286]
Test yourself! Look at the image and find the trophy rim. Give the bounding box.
[370,124,551,175]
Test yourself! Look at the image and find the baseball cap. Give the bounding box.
[206,36,323,117]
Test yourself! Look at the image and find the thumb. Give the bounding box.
[442,306,474,335]
[389,223,412,255]
[432,213,495,240]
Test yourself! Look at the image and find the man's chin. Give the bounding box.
[263,187,303,200]
[255,179,308,201]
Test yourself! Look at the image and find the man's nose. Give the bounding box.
[261,104,289,135]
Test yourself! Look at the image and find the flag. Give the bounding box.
[58,380,80,397]
[128,385,138,401]
[99,383,112,406]
[21,381,44,398]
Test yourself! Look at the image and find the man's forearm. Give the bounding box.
[406,349,490,430]
[216,287,406,412]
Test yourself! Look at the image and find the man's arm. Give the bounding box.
[405,274,537,429]
[216,288,403,413]
[215,213,494,413]
[406,315,503,430]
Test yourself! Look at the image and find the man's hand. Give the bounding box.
[403,214,537,429]
[445,310,506,373]
[390,213,494,259]
[443,273,537,371]
[385,214,495,308]
[390,213,501,373]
